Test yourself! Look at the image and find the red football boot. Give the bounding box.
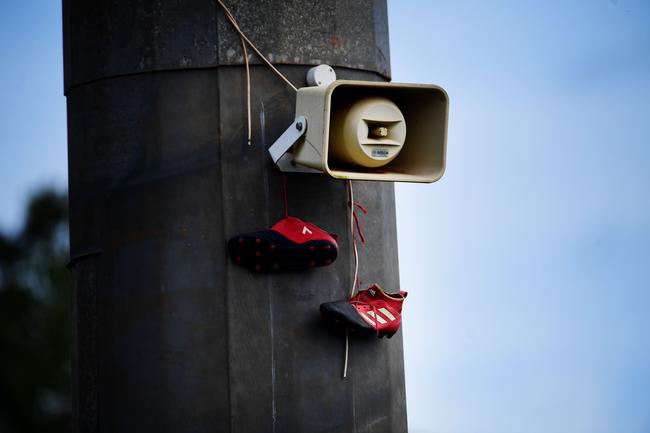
[228,216,338,272]
[320,284,407,338]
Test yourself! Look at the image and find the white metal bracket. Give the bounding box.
[268,116,320,173]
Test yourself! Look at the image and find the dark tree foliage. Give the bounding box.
[0,190,70,433]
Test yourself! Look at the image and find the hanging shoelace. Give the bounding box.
[343,180,368,378]
[348,201,368,246]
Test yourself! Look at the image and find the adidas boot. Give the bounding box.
[320,284,407,338]
[228,216,338,273]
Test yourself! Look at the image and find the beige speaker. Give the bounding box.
[329,96,407,168]
[286,80,448,183]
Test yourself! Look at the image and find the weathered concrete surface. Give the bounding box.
[63,0,390,92]
[65,1,405,432]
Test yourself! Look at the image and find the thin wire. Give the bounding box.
[216,0,299,93]
[217,2,253,144]
[343,180,360,378]
[349,182,359,299]
[343,331,350,378]
[242,40,252,145]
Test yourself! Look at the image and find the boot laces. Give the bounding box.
[347,201,368,245]
[349,296,380,336]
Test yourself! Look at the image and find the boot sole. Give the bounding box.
[320,302,397,339]
[228,232,337,273]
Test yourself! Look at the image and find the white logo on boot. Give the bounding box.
[302,226,313,235]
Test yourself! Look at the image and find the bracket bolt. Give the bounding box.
[296,122,303,131]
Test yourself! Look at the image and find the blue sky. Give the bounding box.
[0,0,67,230]
[1,1,650,433]
[390,1,650,432]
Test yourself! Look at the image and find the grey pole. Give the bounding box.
[64,1,406,432]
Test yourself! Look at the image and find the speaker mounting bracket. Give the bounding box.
[268,116,321,173]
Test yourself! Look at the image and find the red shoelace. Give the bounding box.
[348,201,368,245]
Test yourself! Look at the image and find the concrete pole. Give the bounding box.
[64,1,406,432]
